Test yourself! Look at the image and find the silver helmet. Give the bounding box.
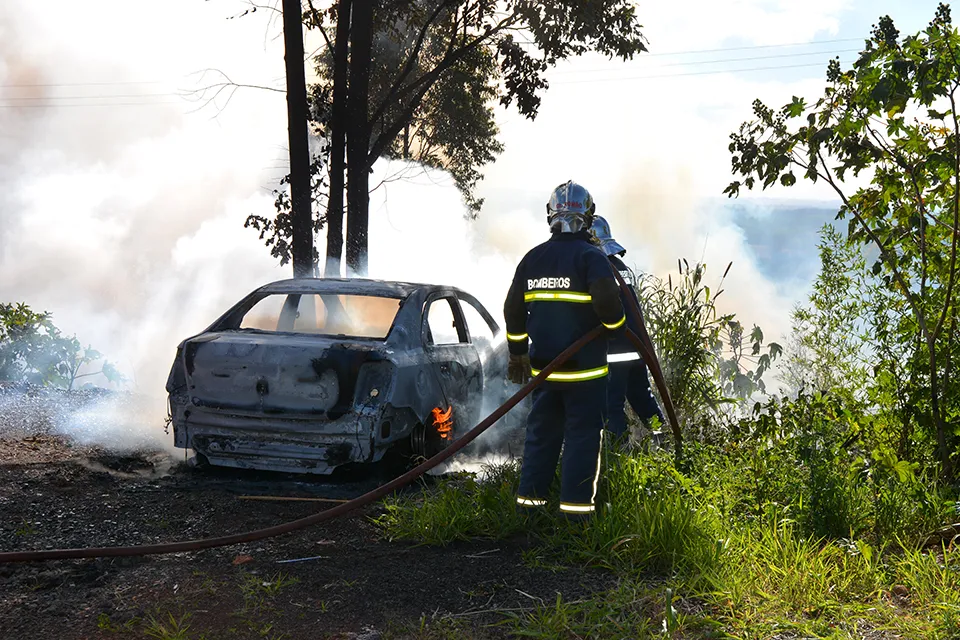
[546,180,596,234]
[589,215,626,257]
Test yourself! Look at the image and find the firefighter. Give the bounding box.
[503,180,626,522]
[588,215,666,443]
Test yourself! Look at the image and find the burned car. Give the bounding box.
[165,278,512,475]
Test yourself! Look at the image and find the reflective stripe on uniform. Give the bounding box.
[590,429,604,505]
[524,290,592,303]
[608,352,641,363]
[531,365,608,382]
[516,496,547,507]
[559,502,595,513]
[603,314,626,330]
[507,332,529,342]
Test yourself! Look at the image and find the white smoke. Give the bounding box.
[0,0,845,457]
[0,1,288,452]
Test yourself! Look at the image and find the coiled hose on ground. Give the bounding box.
[0,278,680,564]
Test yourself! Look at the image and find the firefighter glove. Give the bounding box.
[507,354,532,385]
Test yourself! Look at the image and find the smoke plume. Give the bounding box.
[0,1,816,460]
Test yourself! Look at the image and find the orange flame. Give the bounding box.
[431,406,454,440]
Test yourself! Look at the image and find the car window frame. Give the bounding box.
[421,291,469,348]
[454,292,501,345]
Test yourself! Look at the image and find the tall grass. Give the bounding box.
[550,449,723,583]
[376,461,527,544]
[375,439,960,637]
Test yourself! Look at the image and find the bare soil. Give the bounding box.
[0,391,616,640]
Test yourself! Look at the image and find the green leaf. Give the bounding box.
[101,361,125,384]
[768,342,783,359]
[786,96,806,118]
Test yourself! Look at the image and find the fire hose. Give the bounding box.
[612,269,683,458]
[0,279,680,564]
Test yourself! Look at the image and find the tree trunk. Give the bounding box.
[927,337,953,479]
[345,0,373,276]
[324,0,352,277]
[282,0,314,278]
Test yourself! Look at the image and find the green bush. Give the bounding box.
[0,302,122,389]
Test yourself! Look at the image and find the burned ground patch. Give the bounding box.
[0,394,614,640]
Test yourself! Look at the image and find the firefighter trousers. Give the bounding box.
[516,378,605,519]
[604,360,664,440]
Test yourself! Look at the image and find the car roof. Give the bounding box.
[255,277,457,298]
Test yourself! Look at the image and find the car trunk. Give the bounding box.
[183,331,382,419]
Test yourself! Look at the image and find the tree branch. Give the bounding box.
[367,0,461,131]
[813,148,931,340]
[933,89,960,342]
[181,69,285,118]
[368,11,520,163]
[227,0,281,19]
[368,80,435,162]
[304,0,335,56]
[381,10,519,117]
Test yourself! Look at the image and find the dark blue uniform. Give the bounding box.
[503,231,625,519]
[604,256,665,440]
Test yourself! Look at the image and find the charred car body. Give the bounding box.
[165,278,511,475]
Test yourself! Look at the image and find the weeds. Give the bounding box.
[500,581,722,639]
[375,460,526,545]
[95,613,140,634]
[382,616,476,639]
[238,570,299,608]
[228,571,298,638]
[14,518,37,536]
[376,430,959,637]
[143,612,199,640]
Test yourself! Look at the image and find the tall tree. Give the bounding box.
[253,0,648,276]
[725,4,960,478]
[281,0,315,277]
[324,0,352,276]
[345,0,374,274]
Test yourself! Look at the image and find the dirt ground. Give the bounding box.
[0,390,616,640]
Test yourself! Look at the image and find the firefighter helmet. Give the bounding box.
[589,215,626,257]
[546,180,596,234]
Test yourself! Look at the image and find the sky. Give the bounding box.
[0,0,945,444]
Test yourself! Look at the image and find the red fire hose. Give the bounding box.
[0,278,681,564]
[0,326,606,563]
[611,269,683,458]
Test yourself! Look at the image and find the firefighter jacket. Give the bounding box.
[608,255,645,364]
[503,231,626,382]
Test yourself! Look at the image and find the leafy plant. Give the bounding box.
[726,4,960,478]
[636,259,781,439]
[0,302,123,389]
[143,612,198,640]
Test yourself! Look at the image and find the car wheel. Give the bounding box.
[410,421,448,461]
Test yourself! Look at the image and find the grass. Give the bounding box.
[95,571,298,640]
[238,570,300,605]
[15,518,37,536]
[143,612,201,640]
[230,570,299,638]
[499,582,726,639]
[376,460,528,544]
[381,616,479,639]
[375,439,960,638]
